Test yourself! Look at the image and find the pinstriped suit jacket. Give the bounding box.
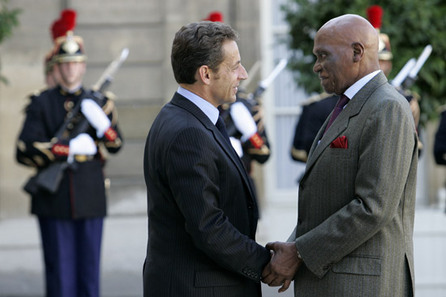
[143,92,270,297]
[290,72,418,296]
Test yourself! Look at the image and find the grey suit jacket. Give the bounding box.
[290,72,418,296]
[143,92,270,297]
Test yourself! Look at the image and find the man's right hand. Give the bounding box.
[261,241,302,293]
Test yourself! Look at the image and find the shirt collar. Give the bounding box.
[344,70,381,100]
[177,86,220,125]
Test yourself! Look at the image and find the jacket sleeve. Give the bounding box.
[16,97,56,168]
[97,97,123,154]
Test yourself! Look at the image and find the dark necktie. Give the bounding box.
[324,94,349,134]
[216,115,250,176]
[216,116,231,144]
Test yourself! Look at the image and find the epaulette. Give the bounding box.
[28,87,47,99]
[103,90,117,101]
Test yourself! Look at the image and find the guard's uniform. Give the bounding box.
[16,86,123,297]
[16,86,122,218]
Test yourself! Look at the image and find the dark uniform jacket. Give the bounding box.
[143,92,270,297]
[16,86,123,219]
[291,94,338,163]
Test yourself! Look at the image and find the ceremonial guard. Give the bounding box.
[15,10,123,297]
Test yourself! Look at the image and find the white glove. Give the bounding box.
[229,136,244,157]
[81,99,111,138]
[68,133,97,163]
[229,102,257,142]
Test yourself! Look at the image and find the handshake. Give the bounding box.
[261,241,303,293]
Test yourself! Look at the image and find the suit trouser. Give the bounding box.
[38,216,103,297]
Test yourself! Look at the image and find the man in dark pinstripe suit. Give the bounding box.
[262,14,418,296]
[143,21,271,297]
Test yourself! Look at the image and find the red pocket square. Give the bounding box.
[330,136,348,149]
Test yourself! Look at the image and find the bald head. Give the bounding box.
[313,14,380,95]
[321,14,379,61]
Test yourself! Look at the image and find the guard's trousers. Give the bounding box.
[38,216,103,297]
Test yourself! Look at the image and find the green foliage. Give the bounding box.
[282,0,446,125]
[0,0,20,43]
[0,0,21,84]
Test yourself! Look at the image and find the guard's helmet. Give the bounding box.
[50,9,87,63]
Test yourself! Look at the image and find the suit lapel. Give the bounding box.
[171,93,256,199]
[304,72,388,176]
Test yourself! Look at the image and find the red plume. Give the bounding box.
[367,5,383,29]
[51,19,65,41]
[50,9,77,42]
[205,11,224,23]
[61,9,76,32]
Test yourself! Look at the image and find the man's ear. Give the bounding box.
[352,42,364,62]
[197,65,211,84]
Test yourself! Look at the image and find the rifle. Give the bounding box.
[92,47,129,93]
[24,48,129,195]
[245,58,288,104]
[391,44,432,89]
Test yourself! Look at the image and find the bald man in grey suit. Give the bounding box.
[262,14,418,297]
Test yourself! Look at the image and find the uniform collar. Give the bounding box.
[58,85,84,96]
